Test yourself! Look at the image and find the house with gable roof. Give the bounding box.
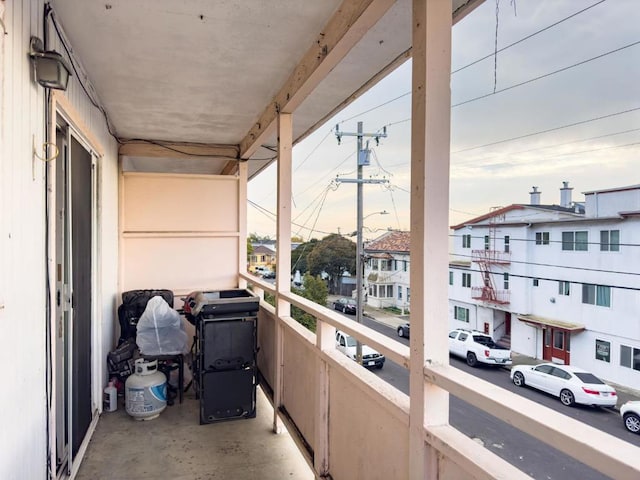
[364,230,411,311]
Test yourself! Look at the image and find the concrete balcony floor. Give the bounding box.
[76,386,314,480]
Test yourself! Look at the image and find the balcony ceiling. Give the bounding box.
[50,0,482,178]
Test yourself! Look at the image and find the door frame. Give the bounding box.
[542,327,571,364]
[48,92,104,478]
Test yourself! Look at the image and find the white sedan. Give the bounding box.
[510,363,617,407]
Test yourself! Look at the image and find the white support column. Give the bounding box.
[409,0,452,478]
[238,161,248,289]
[274,112,293,433]
[313,320,334,476]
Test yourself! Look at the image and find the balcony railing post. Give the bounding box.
[314,320,334,476]
[274,112,293,434]
[410,0,452,477]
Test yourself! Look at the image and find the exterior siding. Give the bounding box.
[0,2,119,478]
[1,1,48,478]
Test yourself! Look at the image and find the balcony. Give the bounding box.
[73,276,638,479]
[471,286,511,305]
[4,2,640,479]
[471,249,512,264]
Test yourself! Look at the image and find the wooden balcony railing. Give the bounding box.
[241,272,639,480]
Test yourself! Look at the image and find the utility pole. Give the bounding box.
[335,121,388,364]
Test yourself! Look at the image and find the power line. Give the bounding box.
[452,0,607,74]
[248,200,333,236]
[450,252,640,278]
[448,265,640,293]
[452,106,640,154]
[334,1,614,127]
[339,92,411,125]
[456,126,640,164]
[294,128,334,173]
[453,39,640,108]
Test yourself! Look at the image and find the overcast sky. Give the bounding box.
[248,0,639,241]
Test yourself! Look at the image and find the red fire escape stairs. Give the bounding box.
[471,249,510,304]
[471,208,511,305]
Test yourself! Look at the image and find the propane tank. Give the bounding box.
[125,359,167,420]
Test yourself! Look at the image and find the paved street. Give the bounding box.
[355,315,640,480]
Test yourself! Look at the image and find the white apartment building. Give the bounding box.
[449,182,640,388]
[364,231,411,312]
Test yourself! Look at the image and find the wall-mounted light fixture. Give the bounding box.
[29,36,72,90]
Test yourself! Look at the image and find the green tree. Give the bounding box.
[291,238,319,274]
[248,232,272,243]
[247,238,254,259]
[291,274,328,332]
[306,234,356,294]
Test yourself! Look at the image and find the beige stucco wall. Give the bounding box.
[120,173,241,295]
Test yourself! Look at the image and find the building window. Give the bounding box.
[595,339,611,362]
[381,260,393,271]
[484,235,490,250]
[533,278,539,287]
[387,285,393,297]
[582,283,611,307]
[462,234,471,248]
[620,345,640,371]
[454,306,469,322]
[462,272,471,288]
[558,281,570,296]
[398,286,402,300]
[503,273,509,290]
[504,236,510,253]
[403,260,408,272]
[535,232,550,245]
[372,259,379,271]
[544,329,551,347]
[582,284,611,307]
[406,287,410,302]
[449,271,453,285]
[600,230,620,252]
[553,330,564,350]
[562,231,588,251]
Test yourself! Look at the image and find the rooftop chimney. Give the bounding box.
[530,186,541,205]
[560,181,573,208]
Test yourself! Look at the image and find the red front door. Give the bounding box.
[504,312,511,336]
[542,328,570,364]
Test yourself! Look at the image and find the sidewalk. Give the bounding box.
[341,296,640,410]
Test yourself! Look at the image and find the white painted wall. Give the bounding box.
[585,188,640,218]
[0,2,119,478]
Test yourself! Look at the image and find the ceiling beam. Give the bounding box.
[119,141,239,160]
[221,160,239,175]
[239,0,396,159]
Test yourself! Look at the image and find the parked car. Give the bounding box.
[621,401,640,434]
[335,330,385,369]
[333,297,356,314]
[448,329,512,367]
[397,322,410,338]
[262,270,275,279]
[510,363,617,407]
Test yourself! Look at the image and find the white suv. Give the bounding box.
[335,330,385,369]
